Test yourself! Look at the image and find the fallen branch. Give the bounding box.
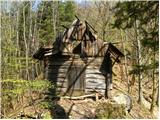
[61,93,96,100]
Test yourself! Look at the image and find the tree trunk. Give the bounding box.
[29,0,33,80]
[135,20,143,104]
[23,5,29,80]
[120,30,130,93]
[150,71,156,112]
[150,47,156,112]
[53,1,57,41]
[16,6,21,80]
[156,87,159,106]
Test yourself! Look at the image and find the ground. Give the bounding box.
[5,66,159,119]
[16,78,158,119]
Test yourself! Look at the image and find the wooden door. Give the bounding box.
[67,64,85,96]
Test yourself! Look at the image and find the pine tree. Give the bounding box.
[58,1,76,32]
[37,1,76,46]
[37,1,55,46]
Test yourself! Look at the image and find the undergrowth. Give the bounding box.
[95,102,126,119]
[1,79,53,118]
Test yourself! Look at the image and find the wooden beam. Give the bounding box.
[103,41,122,45]
[61,25,68,30]
[61,93,96,100]
[112,56,120,66]
[75,15,80,20]
[85,21,97,33]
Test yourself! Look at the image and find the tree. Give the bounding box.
[37,1,55,46]
[58,1,76,32]
[113,1,158,111]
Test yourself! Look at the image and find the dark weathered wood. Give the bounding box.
[47,78,67,83]
[32,18,126,98]
[85,77,106,80]
[47,68,69,73]
[48,65,70,69]
[47,73,68,79]
[48,61,72,66]
[49,60,84,66]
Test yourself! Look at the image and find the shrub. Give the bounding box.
[95,102,126,119]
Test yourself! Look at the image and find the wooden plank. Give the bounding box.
[56,82,67,88]
[47,79,67,84]
[86,79,105,83]
[48,64,71,67]
[48,65,69,69]
[87,62,102,66]
[86,66,100,69]
[85,73,105,79]
[85,69,102,74]
[87,57,103,61]
[47,73,68,79]
[48,61,73,66]
[57,87,67,93]
[85,74,105,79]
[47,75,66,79]
[61,94,96,100]
[47,68,69,73]
[85,77,106,80]
[85,89,105,95]
[49,61,84,66]
[85,82,106,89]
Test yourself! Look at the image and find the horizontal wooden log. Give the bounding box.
[86,78,105,83]
[47,76,67,81]
[47,73,68,78]
[48,64,70,68]
[85,74,105,79]
[56,82,67,88]
[87,57,103,61]
[47,68,69,74]
[48,61,73,66]
[85,69,102,74]
[87,62,102,66]
[60,93,96,100]
[48,59,84,65]
[86,66,101,69]
[57,87,67,93]
[48,65,70,69]
[85,76,105,80]
[48,65,70,68]
[85,88,105,95]
[47,79,67,84]
[85,83,106,89]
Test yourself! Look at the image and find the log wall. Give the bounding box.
[46,55,107,96]
[85,57,106,95]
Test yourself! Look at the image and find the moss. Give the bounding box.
[95,102,126,119]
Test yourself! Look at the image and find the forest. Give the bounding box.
[1,0,159,119]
